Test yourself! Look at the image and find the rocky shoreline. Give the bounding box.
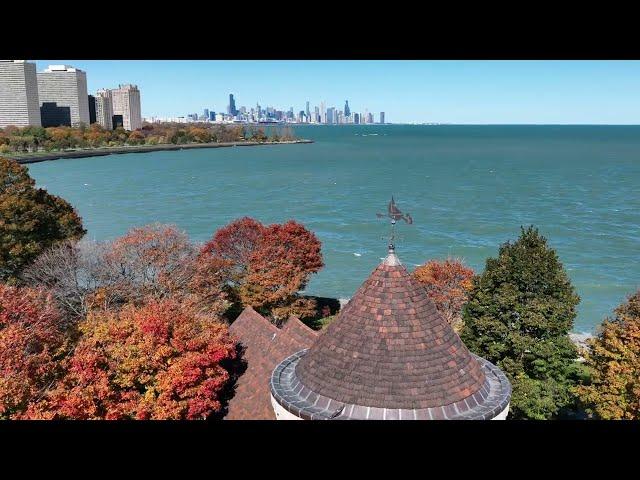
[10,139,314,164]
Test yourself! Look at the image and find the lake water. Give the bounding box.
[26,125,640,334]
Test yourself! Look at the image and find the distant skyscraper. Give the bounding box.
[209,110,216,121]
[327,107,335,124]
[0,60,41,128]
[110,84,142,131]
[37,65,89,127]
[305,101,310,120]
[367,112,374,124]
[228,94,237,116]
[320,101,326,124]
[88,95,96,124]
[344,100,350,117]
[354,113,360,124]
[380,112,385,124]
[204,108,209,119]
[95,89,113,130]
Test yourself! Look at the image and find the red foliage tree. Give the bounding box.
[412,258,475,332]
[201,216,265,283]
[0,284,69,419]
[241,221,323,317]
[202,218,324,321]
[24,298,237,420]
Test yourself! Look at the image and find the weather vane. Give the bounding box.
[376,196,413,251]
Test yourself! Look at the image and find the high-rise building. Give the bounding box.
[209,110,216,121]
[305,101,310,120]
[367,112,374,124]
[354,113,360,124]
[95,89,113,130]
[326,107,335,124]
[37,65,89,127]
[203,108,209,119]
[228,94,237,116]
[320,101,326,124]
[344,100,350,117]
[380,112,385,124]
[0,60,41,128]
[110,84,142,131]
[88,95,96,124]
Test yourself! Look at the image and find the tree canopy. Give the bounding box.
[575,290,640,419]
[461,226,581,419]
[0,157,85,282]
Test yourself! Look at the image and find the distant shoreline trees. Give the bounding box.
[0,123,298,155]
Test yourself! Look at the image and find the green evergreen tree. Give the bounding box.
[461,226,581,419]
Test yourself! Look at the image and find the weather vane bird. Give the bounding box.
[377,196,413,251]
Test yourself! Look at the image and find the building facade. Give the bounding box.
[110,84,142,131]
[95,89,113,130]
[0,60,41,128]
[37,65,89,127]
[380,112,385,124]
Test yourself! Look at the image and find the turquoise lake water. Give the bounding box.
[26,125,640,333]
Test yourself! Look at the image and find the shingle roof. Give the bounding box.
[225,307,318,420]
[270,250,512,420]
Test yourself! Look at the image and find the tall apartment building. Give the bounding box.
[380,112,385,124]
[37,65,89,127]
[95,89,113,130]
[0,60,41,127]
[110,84,142,131]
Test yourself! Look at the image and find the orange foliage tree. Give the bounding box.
[24,298,237,420]
[0,285,70,419]
[202,218,323,322]
[412,258,475,332]
[575,290,640,419]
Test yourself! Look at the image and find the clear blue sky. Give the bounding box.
[35,60,640,124]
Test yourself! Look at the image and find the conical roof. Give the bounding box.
[296,250,485,409]
[270,249,512,420]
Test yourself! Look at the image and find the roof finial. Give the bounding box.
[376,195,413,257]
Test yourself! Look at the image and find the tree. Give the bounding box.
[461,226,580,419]
[240,221,324,321]
[0,285,70,419]
[0,157,85,282]
[413,258,475,332]
[24,298,237,420]
[202,218,324,321]
[202,216,265,285]
[575,290,640,419]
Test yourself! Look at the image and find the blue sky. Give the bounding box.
[35,60,640,124]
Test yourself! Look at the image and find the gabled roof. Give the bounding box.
[270,250,512,420]
[225,307,318,420]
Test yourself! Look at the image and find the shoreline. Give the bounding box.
[9,139,313,164]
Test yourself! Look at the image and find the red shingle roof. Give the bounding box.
[295,252,486,410]
[225,307,318,420]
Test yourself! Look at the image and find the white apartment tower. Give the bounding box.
[95,89,113,130]
[37,65,89,127]
[110,84,142,131]
[0,60,41,128]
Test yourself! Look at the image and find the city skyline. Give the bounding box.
[31,60,640,124]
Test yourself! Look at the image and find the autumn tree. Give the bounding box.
[0,157,85,282]
[413,258,475,333]
[461,226,581,420]
[24,298,237,420]
[23,224,232,318]
[0,285,71,419]
[202,218,323,321]
[241,221,323,321]
[575,290,640,419]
